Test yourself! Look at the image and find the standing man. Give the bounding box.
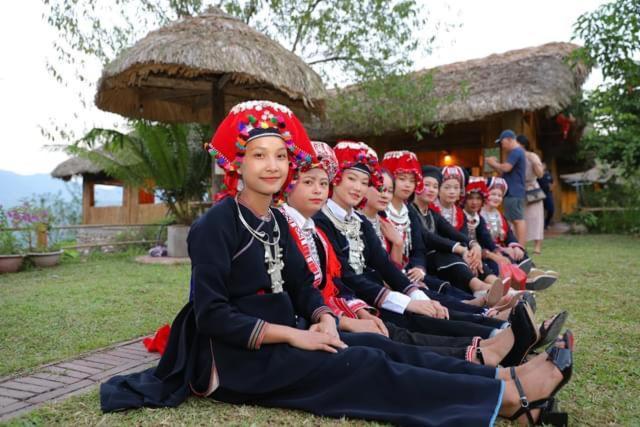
[485,130,527,245]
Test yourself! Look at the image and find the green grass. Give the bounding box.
[3,235,640,426]
[0,250,189,376]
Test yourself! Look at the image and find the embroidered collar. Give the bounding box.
[281,204,315,232]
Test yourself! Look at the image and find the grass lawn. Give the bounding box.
[3,235,640,426]
[0,250,189,376]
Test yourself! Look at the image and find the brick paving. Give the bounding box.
[0,337,160,422]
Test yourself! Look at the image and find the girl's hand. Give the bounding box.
[512,247,525,261]
[380,220,404,246]
[288,329,348,353]
[503,247,516,259]
[356,309,390,336]
[406,267,426,283]
[309,313,340,338]
[407,300,449,319]
[340,317,389,337]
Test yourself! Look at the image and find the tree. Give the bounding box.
[572,0,640,175]
[69,122,212,225]
[43,0,447,142]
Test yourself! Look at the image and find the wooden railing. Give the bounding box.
[0,223,165,250]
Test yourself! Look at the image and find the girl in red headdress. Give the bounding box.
[100,103,572,426]
[315,143,521,339]
[483,177,559,291]
[280,142,523,364]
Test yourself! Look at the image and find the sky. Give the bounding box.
[0,0,607,176]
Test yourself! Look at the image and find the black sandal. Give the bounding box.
[508,361,571,427]
[521,291,537,313]
[526,274,557,291]
[501,301,539,366]
[534,311,568,350]
[518,257,533,274]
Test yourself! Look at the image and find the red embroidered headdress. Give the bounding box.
[486,176,509,195]
[381,150,424,193]
[441,165,467,197]
[311,141,339,181]
[331,141,383,189]
[465,177,490,200]
[206,100,314,201]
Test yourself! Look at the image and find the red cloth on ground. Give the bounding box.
[143,324,171,355]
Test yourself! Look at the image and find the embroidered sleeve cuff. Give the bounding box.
[311,306,335,323]
[248,319,268,350]
[374,288,391,307]
[508,242,525,250]
[346,298,374,315]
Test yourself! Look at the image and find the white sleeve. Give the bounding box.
[380,291,411,314]
[409,289,430,301]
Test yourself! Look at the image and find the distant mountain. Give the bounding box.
[0,170,77,208]
[0,170,126,209]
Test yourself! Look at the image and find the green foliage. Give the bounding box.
[70,121,212,225]
[572,0,640,175]
[328,72,463,139]
[42,0,443,143]
[562,210,599,230]
[564,175,640,234]
[0,206,23,255]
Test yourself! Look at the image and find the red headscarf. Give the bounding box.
[381,150,424,193]
[331,141,383,190]
[206,100,315,202]
[464,177,490,200]
[486,176,509,195]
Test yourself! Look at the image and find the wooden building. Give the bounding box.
[308,42,590,218]
[51,156,168,225]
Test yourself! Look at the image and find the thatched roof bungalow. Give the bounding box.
[95,7,326,125]
[309,42,590,217]
[52,156,168,225]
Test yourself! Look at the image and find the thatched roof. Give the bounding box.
[95,7,326,124]
[309,42,590,140]
[51,156,103,180]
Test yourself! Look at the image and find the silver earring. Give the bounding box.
[237,179,245,191]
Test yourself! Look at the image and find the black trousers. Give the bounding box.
[385,321,474,359]
[380,309,500,339]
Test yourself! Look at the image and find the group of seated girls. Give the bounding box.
[100,101,574,427]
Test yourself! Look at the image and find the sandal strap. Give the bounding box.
[509,366,535,425]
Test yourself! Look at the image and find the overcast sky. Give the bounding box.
[0,0,606,176]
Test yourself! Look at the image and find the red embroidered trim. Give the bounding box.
[454,205,465,231]
[284,212,324,289]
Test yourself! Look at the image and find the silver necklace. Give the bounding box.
[386,203,412,258]
[364,213,386,249]
[482,209,503,241]
[236,196,284,293]
[322,205,366,274]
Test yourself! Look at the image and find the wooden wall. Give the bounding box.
[81,177,168,225]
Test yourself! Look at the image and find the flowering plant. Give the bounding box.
[4,202,52,252]
[0,205,23,255]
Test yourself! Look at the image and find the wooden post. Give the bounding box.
[36,223,48,250]
[82,177,94,224]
